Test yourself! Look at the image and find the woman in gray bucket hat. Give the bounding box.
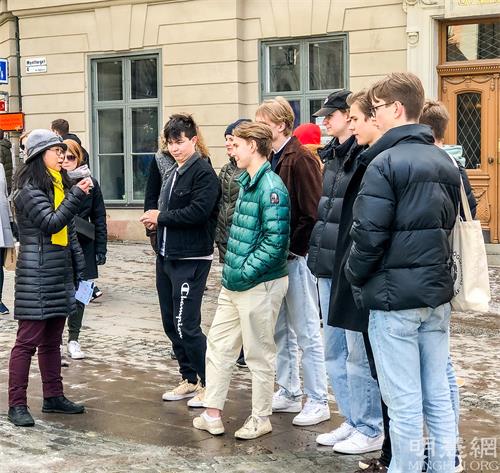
[7,129,92,427]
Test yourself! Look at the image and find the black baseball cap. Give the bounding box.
[313,89,351,117]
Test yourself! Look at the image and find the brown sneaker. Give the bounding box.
[187,386,205,408]
[162,380,198,401]
[234,415,272,440]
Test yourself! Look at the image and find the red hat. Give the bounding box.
[293,123,321,146]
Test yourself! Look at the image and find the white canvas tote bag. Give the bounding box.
[449,178,490,312]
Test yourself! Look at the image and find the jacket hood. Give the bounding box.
[0,139,12,149]
[442,144,465,167]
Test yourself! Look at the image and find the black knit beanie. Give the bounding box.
[224,118,251,137]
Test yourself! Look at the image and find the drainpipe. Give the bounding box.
[14,15,22,112]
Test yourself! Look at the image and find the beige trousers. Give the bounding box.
[204,276,288,416]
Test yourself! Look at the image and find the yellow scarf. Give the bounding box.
[48,168,68,247]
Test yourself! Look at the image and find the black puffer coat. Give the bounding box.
[13,184,86,320]
[215,158,243,263]
[75,177,107,280]
[345,124,461,312]
[307,136,364,278]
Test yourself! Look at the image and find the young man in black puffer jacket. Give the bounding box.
[308,90,384,454]
[345,73,461,473]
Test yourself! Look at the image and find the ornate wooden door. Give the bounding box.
[439,65,500,243]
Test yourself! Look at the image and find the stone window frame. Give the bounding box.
[260,34,349,126]
[89,50,162,206]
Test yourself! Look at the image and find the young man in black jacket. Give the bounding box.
[308,90,384,454]
[140,114,220,407]
[345,73,460,473]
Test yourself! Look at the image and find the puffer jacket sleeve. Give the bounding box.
[90,178,107,256]
[15,185,86,235]
[345,158,395,287]
[69,219,86,281]
[241,183,290,283]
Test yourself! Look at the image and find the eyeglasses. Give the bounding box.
[64,154,76,161]
[369,101,397,117]
[49,147,65,156]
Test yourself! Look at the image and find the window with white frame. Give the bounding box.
[261,36,348,125]
[91,54,160,204]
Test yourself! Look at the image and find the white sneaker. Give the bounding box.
[67,341,85,360]
[162,380,198,401]
[234,415,272,440]
[333,430,384,454]
[187,386,205,408]
[292,400,330,426]
[272,389,302,413]
[316,421,356,446]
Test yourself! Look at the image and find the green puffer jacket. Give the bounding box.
[222,162,290,292]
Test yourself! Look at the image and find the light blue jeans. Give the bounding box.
[275,256,328,403]
[446,357,460,438]
[369,304,456,473]
[319,278,382,437]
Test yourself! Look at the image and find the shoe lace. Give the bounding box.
[173,379,189,393]
[244,415,259,431]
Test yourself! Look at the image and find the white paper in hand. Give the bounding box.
[75,280,95,305]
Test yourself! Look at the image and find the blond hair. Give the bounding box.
[256,96,295,137]
[368,72,425,121]
[233,121,273,157]
[63,139,85,166]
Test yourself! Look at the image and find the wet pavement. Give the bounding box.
[0,242,498,472]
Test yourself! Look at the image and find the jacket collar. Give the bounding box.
[358,124,435,168]
[177,152,200,175]
[270,136,302,169]
[238,161,271,190]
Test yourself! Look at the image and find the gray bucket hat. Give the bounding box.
[25,129,67,163]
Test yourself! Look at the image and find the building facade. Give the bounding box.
[0,0,498,240]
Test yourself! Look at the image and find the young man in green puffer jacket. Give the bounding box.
[193,121,290,440]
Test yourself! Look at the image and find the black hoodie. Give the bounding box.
[344,124,461,314]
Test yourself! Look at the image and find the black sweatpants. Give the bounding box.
[363,332,392,467]
[156,256,211,386]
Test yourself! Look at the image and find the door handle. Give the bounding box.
[488,157,494,164]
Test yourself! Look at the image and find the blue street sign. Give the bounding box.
[0,59,8,85]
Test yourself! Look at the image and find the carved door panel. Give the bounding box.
[439,70,500,243]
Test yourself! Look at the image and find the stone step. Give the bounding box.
[487,254,500,267]
[485,243,500,255]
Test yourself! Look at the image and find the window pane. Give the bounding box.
[288,99,301,130]
[131,57,158,99]
[309,99,324,123]
[309,41,344,90]
[447,22,500,61]
[97,61,122,101]
[133,154,154,201]
[132,107,158,153]
[268,44,300,92]
[457,93,481,169]
[99,155,125,200]
[98,109,123,154]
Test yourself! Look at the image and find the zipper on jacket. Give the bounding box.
[38,235,44,265]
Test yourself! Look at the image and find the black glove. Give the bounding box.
[96,253,106,265]
[10,221,19,240]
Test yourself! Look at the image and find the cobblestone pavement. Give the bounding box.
[0,242,498,472]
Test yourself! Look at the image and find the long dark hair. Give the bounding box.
[13,153,72,195]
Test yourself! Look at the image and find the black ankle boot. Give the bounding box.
[8,406,35,427]
[42,395,85,414]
